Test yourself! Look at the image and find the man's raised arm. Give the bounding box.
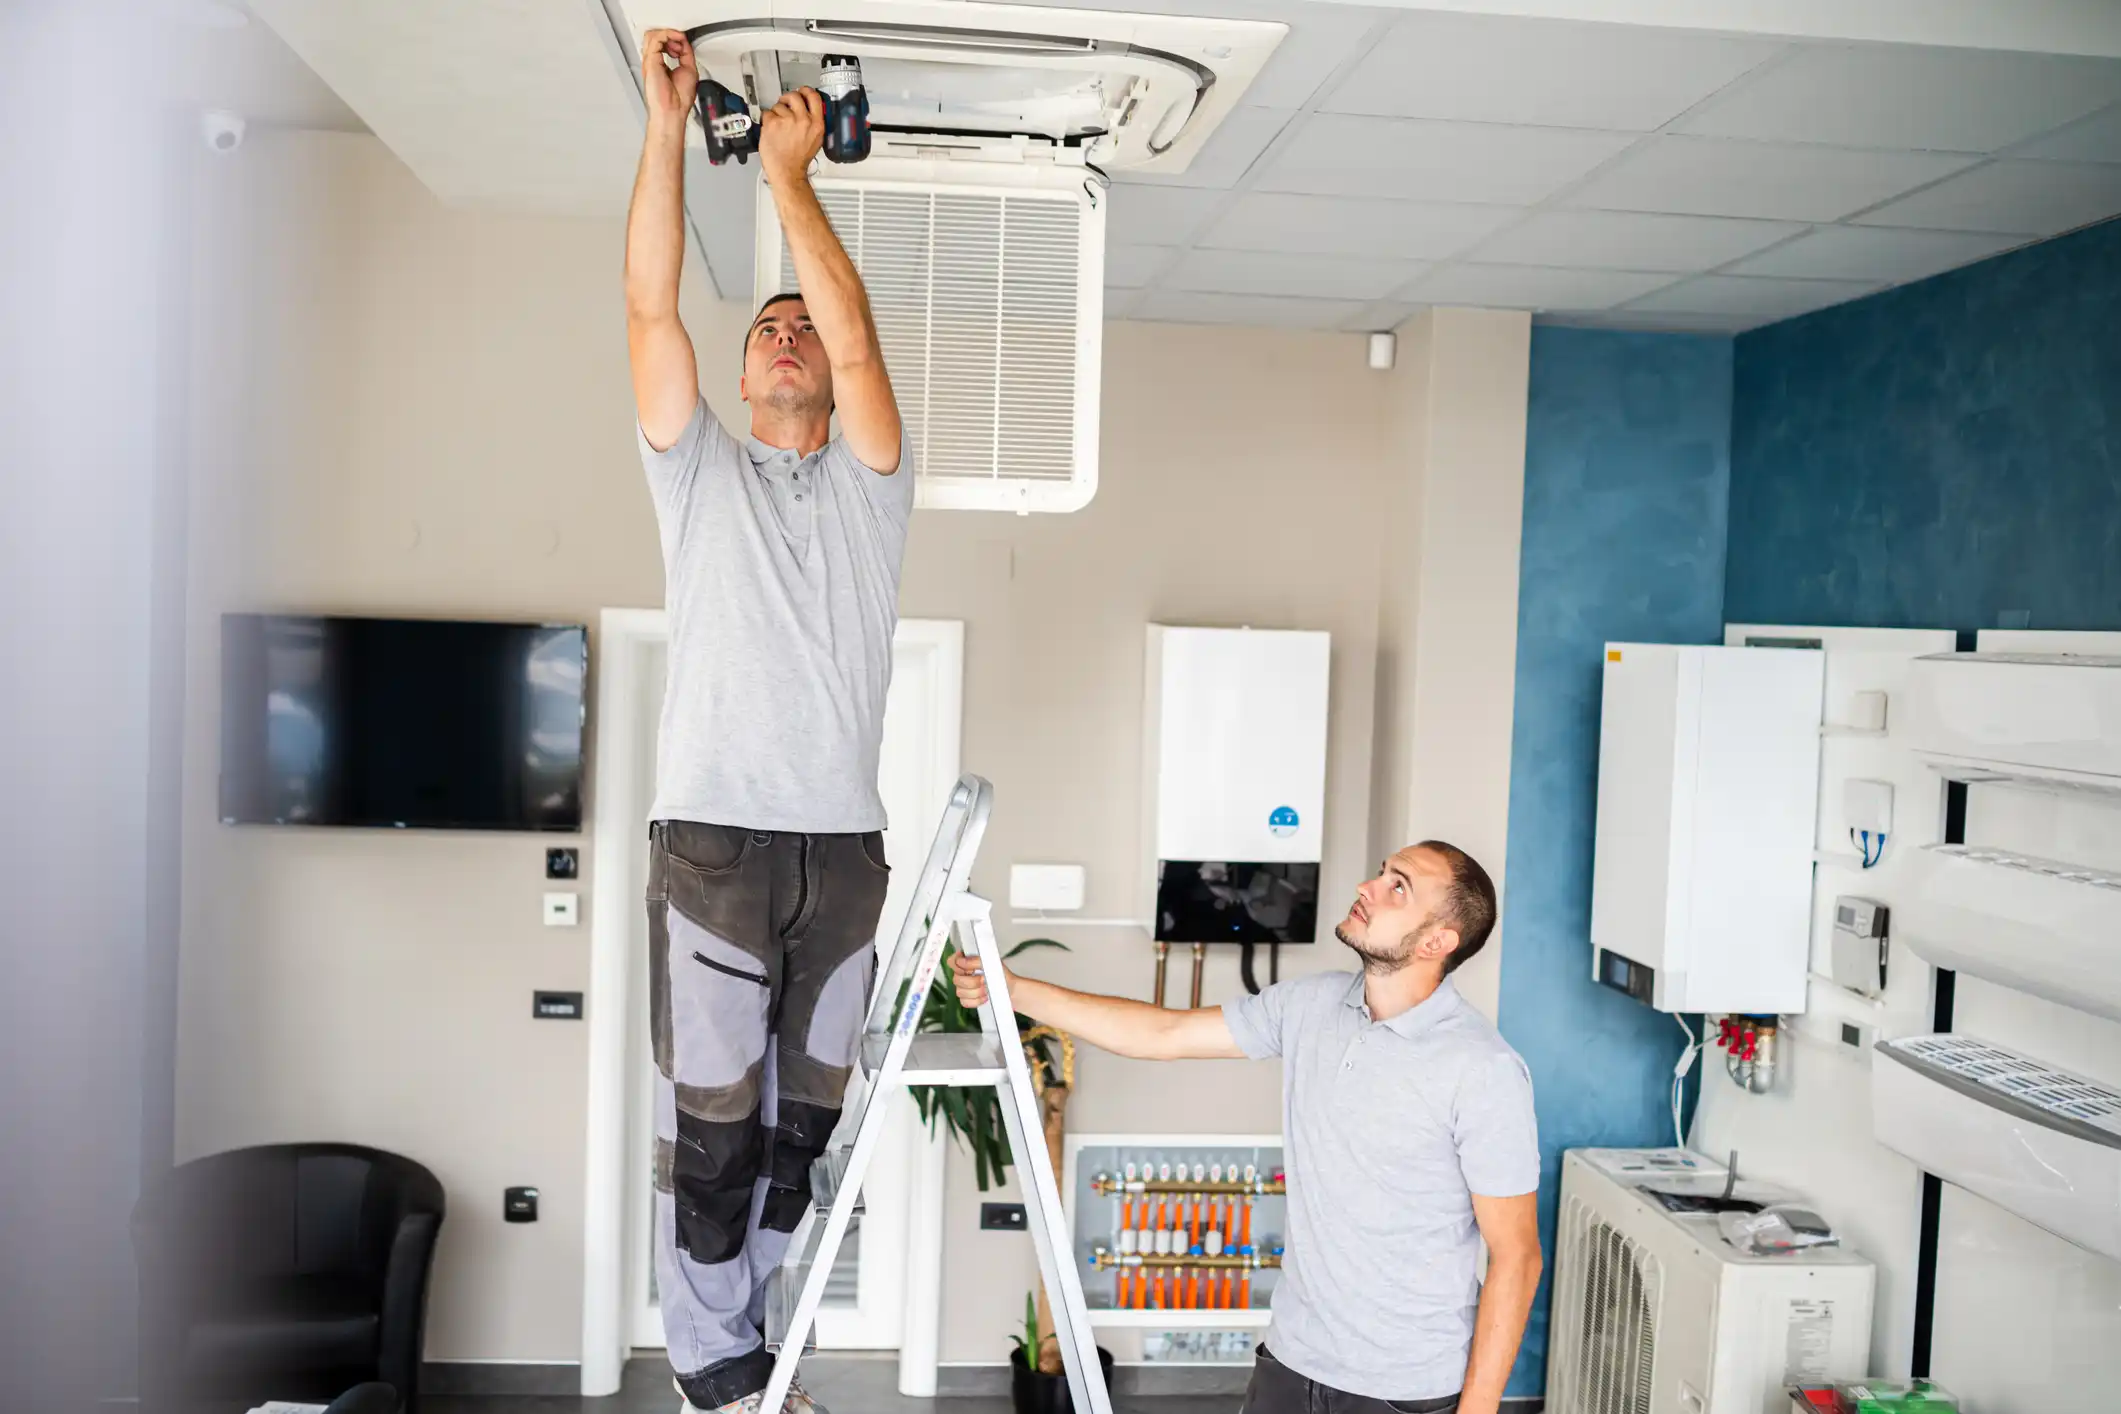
[757,90,903,472]
[624,28,702,454]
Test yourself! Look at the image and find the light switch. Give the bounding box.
[543,891,579,927]
[1009,864,1086,911]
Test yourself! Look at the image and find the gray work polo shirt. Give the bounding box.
[639,397,914,833]
[1223,972,1540,1401]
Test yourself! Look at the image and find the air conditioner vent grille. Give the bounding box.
[1895,1034,2121,1134]
[780,184,1083,494]
[1552,1195,1658,1414]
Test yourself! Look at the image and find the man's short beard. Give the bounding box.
[759,381,829,418]
[1336,920,1419,975]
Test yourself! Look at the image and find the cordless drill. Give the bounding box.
[695,55,870,166]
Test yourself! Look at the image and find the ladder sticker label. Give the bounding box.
[1268,806,1300,838]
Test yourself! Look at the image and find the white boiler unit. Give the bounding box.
[1590,644,1825,1015]
[1142,627,1329,946]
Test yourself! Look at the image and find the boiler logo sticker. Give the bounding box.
[1268,806,1300,839]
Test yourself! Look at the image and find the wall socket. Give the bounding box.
[980,1202,1028,1231]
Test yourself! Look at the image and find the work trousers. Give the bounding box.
[648,821,889,1407]
[1241,1346,1462,1414]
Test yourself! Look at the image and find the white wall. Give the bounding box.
[1697,625,2121,1407]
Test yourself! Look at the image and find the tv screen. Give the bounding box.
[219,614,587,831]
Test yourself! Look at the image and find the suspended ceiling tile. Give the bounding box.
[1852,159,2121,233]
[1105,185,1228,247]
[1724,225,2025,281]
[1471,210,1805,271]
[1103,287,1145,320]
[2012,102,2121,163]
[1340,299,1426,333]
[1221,0,1400,110]
[1104,245,1180,289]
[1131,288,1368,329]
[1566,136,1978,222]
[1674,46,2121,154]
[1322,12,1782,131]
[1114,106,1296,190]
[1401,264,1680,310]
[1622,273,1882,319]
[1166,247,1426,300]
[1253,113,1638,206]
[1199,192,1518,258]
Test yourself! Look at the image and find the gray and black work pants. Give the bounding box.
[648,821,889,1408]
[1241,1347,1461,1414]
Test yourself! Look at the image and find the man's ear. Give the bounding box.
[1419,924,1462,966]
[738,374,749,403]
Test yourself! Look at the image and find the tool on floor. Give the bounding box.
[748,775,1111,1414]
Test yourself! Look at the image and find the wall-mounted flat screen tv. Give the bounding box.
[220,614,587,831]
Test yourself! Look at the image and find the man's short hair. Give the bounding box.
[1417,840,1497,975]
[744,292,804,355]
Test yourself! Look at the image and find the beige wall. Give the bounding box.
[1367,309,1531,1021]
[175,131,1527,1368]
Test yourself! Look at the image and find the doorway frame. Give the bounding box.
[580,608,960,1396]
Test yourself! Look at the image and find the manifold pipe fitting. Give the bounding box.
[1091,1176,1287,1197]
[1153,940,1169,1008]
[1190,942,1207,1008]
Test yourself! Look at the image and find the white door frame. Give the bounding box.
[580,609,960,1397]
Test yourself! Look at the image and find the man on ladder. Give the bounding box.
[624,28,913,1414]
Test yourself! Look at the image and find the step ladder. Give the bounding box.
[751,774,1113,1414]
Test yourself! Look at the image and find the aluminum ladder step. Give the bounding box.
[861,1030,1008,1085]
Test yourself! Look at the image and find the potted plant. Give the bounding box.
[1009,1290,1115,1414]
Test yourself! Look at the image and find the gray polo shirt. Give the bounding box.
[1223,972,1540,1401]
[639,397,914,833]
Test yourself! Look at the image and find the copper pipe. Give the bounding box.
[1189,942,1206,1008]
[1092,1251,1282,1271]
[1152,940,1169,1007]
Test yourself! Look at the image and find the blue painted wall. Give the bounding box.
[1726,217,2121,630]
[1499,327,1734,1395]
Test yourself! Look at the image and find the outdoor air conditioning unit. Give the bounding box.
[624,0,1285,513]
[1547,1149,1874,1414]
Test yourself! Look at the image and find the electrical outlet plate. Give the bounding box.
[1010,863,1086,912]
[543,891,579,927]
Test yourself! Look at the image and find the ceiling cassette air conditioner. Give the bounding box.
[630,0,1287,175]
[623,0,1286,513]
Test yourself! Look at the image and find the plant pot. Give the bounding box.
[1009,1344,1116,1414]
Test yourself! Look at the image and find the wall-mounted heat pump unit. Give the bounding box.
[1143,627,1329,947]
[1903,651,2121,795]
[1896,843,2121,1025]
[1873,1034,2121,1263]
[1590,645,1825,1015]
[628,0,1286,514]
[1546,1149,1875,1414]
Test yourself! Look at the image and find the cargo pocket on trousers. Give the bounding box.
[667,912,771,1119]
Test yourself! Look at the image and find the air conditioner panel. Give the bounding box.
[1873,1035,2121,1263]
[1897,843,2121,1025]
[756,161,1103,513]
[1904,652,2121,795]
[627,0,1286,173]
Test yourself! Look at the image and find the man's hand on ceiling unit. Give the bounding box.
[759,88,827,184]
[640,28,698,126]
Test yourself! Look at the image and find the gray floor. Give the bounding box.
[422,1357,1240,1414]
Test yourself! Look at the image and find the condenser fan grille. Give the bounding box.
[781,184,1081,490]
[1553,1196,1658,1414]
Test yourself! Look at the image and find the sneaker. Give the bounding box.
[674,1375,763,1414]
[784,1374,830,1414]
[673,1373,825,1414]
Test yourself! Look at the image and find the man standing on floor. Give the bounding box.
[625,28,913,1414]
[954,842,1544,1414]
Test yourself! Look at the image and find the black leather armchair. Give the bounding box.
[133,1144,445,1413]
